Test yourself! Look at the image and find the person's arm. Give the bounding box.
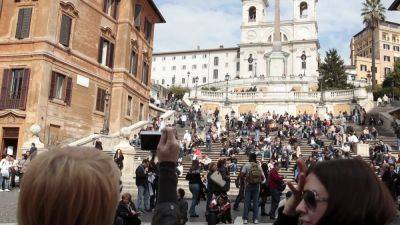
[152,128,180,225]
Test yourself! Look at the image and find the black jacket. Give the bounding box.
[135,165,147,187]
[116,201,141,225]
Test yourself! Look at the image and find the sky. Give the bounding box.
[152,0,400,64]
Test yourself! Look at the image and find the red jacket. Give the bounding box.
[268,168,283,190]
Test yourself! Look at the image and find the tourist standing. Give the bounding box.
[268,162,284,220]
[114,149,124,170]
[185,160,202,217]
[0,155,12,192]
[241,153,265,224]
[135,159,150,212]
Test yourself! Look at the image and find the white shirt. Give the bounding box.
[183,132,191,143]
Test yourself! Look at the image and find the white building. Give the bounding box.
[152,0,320,90]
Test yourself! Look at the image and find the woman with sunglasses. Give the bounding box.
[274,158,397,225]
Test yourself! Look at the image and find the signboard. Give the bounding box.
[77,75,90,87]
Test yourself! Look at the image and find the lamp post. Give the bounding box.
[318,75,325,106]
[187,72,190,97]
[101,90,111,135]
[225,73,230,105]
[194,76,199,103]
[352,75,357,103]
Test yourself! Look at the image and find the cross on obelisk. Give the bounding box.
[273,0,282,52]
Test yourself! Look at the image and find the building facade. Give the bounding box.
[350,21,400,84]
[152,0,320,91]
[0,0,164,156]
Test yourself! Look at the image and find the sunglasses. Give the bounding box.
[302,190,328,209]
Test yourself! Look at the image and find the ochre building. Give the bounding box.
[0,0,165,156]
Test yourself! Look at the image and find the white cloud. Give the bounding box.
[153,0,400,64]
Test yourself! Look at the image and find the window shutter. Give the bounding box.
[96,88,102,111]
[112,0,118,19]
[103,0,107,13]
[108,42,114,68]
[134,4,142,29]
[15,9,24,39]
[19,68,30,110]
[98,38,104,63]
[20,8,32,39]
[49,72,57,99]
[59,14,72,47]
[65,77,72,106]
[0,69,12,110]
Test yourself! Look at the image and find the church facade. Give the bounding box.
[152,0,320,92]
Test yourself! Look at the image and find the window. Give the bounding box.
[139,103,144,121]
[394,46,400,51]
[192,77,196,84]
[98,37,114,68]
[202,64,207,69]
[300,2,308,18]
[182,65,186,70]
[172,76,175,84]
[0,68,30,110]
[384,55,391,62]
[127,96,132,116]
[248,64,253,71]
[225,63,229,68]
[96,88,107,112]
[15,8,32,39]
[385,67,391,76]
[203,54,207,58]
[59,14,72,47]
[383,44,390,50]
[192,55,197,59]
[203,77,206,83]
[162,57,166,61]
[134,4,142,30]
[213,69,218,79]
[162,66,166,71]
[236,62,240,71]
[142,61,149,85]
[153,58,156,62]
[395,57,400,62]
[182,56,186,59]
[172,56,176,60]
[161,79,165,85]
[214,57,219,66]
[144,19,153,42]
[172,66,176,70]
[130,50,138,76]
[237,50,240,58]
[182,78,185,84]
[103,0,118,19]
[249,6,256,22]
[192,65,197,69]
[360,65,367,71]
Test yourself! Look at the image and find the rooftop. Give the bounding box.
[154,46,239,56]
[389,0,400,10]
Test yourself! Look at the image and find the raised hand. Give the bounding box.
[157,127,179,163]
[283,159,307,216]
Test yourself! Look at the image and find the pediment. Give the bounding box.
[0,110,26,124]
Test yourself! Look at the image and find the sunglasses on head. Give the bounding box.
[302,190,328,209]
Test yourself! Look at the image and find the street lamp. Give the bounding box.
[187,72,190,97]
[194,76,199,103]
[101,90,111,135]
[225,73,230,105]
[352,75,357,103]
[318,75,325,106]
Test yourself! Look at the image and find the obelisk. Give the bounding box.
[273,0,282,52]
[267,0,287,77]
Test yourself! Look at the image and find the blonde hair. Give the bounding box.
[18,147,120,225]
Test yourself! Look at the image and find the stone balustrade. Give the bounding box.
[195,88,370,103]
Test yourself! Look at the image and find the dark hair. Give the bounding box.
[190,160,200,171]
[178,188,185,198]
[217,158,226,169]
[310,159,396,225]
[248,153,257,162]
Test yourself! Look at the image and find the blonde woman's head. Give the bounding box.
[18,147,120,225]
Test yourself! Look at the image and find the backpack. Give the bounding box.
[246,163,262,184]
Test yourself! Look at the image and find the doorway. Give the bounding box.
[2,127,19,157]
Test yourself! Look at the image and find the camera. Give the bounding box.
[139,131,161,151]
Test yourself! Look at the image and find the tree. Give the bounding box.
[318,49,350,90]
[379,60,400,100]
[361,0,386,90]
[168,86,189,99]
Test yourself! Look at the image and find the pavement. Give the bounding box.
[0,189,274,224]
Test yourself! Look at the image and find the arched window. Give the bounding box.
[249,6,256,22]
[300,2,308,18]
[283,34,288,42]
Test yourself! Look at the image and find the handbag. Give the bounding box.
[210,171,226,188]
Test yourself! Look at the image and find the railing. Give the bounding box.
[194,89,370,103]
